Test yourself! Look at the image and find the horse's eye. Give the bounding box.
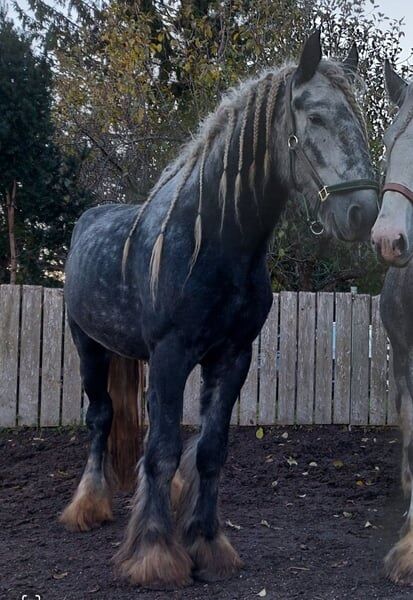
[308,114,324,126]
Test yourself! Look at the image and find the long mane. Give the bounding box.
[122,60,367,302]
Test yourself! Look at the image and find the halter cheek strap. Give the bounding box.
[382,182,413,205]
[284,73,379,235]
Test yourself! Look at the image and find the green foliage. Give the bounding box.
[0,12,90,284]
[13,0,411,292]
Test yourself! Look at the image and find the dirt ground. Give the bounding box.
[2,426,413,600]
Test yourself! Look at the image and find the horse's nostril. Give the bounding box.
[392,234,407,257]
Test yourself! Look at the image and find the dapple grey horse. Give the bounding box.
[62,31,378,590]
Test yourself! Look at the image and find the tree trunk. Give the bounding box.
[6,180,17,284]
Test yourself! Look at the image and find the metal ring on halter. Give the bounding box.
[310,221,324,235]
[288,134,299,149]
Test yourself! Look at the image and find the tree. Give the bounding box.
[0,10,90,285]
[15,0,410,292]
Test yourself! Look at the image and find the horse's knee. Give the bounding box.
[145,437,182,483]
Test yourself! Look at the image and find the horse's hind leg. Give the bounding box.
[176,345,251,582]
[59,316,114,532]
[385,346,413,584]
[115,337,192,589]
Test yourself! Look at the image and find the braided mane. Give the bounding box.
[122,60,368,302]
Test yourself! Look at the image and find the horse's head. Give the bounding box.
[285,31,378,241]
[371,61,413,266]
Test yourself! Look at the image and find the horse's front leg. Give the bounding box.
[115,337,193,589]
[385,347,413,584]
[175,345,251,582]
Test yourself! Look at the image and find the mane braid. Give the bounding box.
[235,87,255,225]
[249,77,269,202]
[149,151,199,303]
[187,138,210,278]
[121,160,185,280]
[219,107,236,234]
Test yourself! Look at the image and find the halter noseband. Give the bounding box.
[284,73,379,235]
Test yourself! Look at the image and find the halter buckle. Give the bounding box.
[318,186,330,202]
[288,134,298,149]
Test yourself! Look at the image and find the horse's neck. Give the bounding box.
[194,125,289,252]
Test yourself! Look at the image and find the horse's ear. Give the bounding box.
[384,59,408,107]
[342,42,358,80]
[295,29,322,85]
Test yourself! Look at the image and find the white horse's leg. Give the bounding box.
[385,350,413,583]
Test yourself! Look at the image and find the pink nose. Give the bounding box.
[371,227,407,263]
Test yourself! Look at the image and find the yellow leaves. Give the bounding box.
[256,426,264,440]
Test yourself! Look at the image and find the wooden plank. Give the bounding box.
[182,365,201,425]
[230,398,240,426]
[387,344,398,425]
[369,295,387,425]
[296,292,315,424]
[277,291,297,424]
[40,288,64,426]
[350,294,370,425]
[258,295,279,425]
[333,293,352,424]
[18,285,42,426]
[239,336,259,425]
[62,311,82,425]
[314,293,334,424]
[0,285,21,426]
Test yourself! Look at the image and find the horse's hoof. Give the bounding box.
[59,474,113,532]
[188,531,243,582]
[385,531,413,585]
[115,538,193,589]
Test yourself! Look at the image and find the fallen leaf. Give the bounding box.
[226,519,241,530]
[258,589,267,597]
[364,521,373,528]
[343,511,352,518]
[52,571,68,580]
[87,585,100,593]
[281,432,289,439]
[333,459,344,469]
[256,427,264,440]
[309,461,318,468]
[286,456,298,467]
[271,480,278,488]
[261,519,270,528]
[356,480,364,487]
[298,494,306,498]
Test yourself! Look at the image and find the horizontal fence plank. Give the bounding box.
[0,285,21,427]
[18,285,42,426]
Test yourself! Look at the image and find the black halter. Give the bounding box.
[284,73,379,235]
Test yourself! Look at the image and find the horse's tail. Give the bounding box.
[107,355,145,491]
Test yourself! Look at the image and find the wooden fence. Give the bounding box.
[0,284,398,428]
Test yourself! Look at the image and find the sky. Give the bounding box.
[375,0,413,63]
